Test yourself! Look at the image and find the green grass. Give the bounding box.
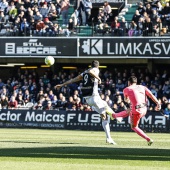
[0,129,169,170]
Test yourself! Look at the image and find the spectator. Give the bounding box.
[39,0,47,7]
[57,95,67,109]
[143,17,153,36]
[150,9,159,25]
[60,0,70,26]
[68,18,74,32]
[9,3,18,22]
[51,95,58,107]
[73,0,83,25]
[118,101,127,112]
[23,89,30,103]
[0,0,8,14]
[45,100,53,110]
[17,94,25,108]
[128,20,137,36]
[111,16,120,36]
[35,19,46,36]
[82,0,92,26]
[162,80,170,97]
[37,90,44,102]
[18,11,25,22]
[33,101,43,110]
[0,79,4,89]
[24,0,32,9]
[0,86,8,97]
[164,103,170,118]
[26,8,34,23]
[70,104,77,111]
[119,17,127,36]
[20,18,30,35]
[0,95,8,109]
[8,96,18,109]
[112,103,119,112]
[152,17,162,36]
[44,17,54,36]
[97,10,106,24]
[116,79,125,92]
[145,3,152,16]
[18,5,26,15]
[137,2,146,15]
[13,17,21,36]
[39,4,49,18]
[132,10,141,24]
[0,11,6,23]
[34,11,43,23]
[66,96,74,110]
[84,103,92,111]
[42,93,50,109]
[49,90,54,101]
[164,102,170,131]
[56,0,62,15]
[75,97,83,110]
[162,96,169,109]
[105,95,112,107]
[102,1,112,22]
[48,3,58,21]
[16,0,24,11]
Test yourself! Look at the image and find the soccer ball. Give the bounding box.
[45,56,55,66]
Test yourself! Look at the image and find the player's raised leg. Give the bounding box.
[131,112,153,146]
[106,109,130,120]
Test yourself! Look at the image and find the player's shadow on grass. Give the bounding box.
[0,146,169,161]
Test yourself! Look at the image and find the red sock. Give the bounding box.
[113,110,129,119]
[132,127,150,141]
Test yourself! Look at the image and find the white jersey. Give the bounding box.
[92,67,99,96]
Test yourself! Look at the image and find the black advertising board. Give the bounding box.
[0,109,66,129]
[0,110,169,132]
[0,37,170,58]
[79,37,170,58]
[0,37,77,57]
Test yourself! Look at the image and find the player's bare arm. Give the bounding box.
[145,87,161,111]
[124,96,130,103]
[55,75,83,90]
[88,68,101,84]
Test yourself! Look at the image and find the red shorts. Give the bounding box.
[130,107,147,127]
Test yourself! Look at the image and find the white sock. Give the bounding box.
[102,119,111,139]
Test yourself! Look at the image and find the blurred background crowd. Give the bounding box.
[0,67,170,118]
[0,0,170,36]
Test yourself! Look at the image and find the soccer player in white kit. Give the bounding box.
[55,60,121,144]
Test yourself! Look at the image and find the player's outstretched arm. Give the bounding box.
[54,75,83,90]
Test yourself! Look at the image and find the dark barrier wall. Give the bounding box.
[0,110,169,132]
[1,37,170,58]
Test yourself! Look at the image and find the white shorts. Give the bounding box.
[84,95,109,115]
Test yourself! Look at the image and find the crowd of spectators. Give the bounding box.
[0,67,170,118]
[96,0,170,36]
[0,0,170,37]
[0,0,77,36]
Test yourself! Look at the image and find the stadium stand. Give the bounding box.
[0,0,169,37]
[0,67,170,113]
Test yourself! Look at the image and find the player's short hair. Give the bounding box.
[91,60,99,68]
[128,76,137,84]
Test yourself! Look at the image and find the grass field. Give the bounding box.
[0,129,169,170]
